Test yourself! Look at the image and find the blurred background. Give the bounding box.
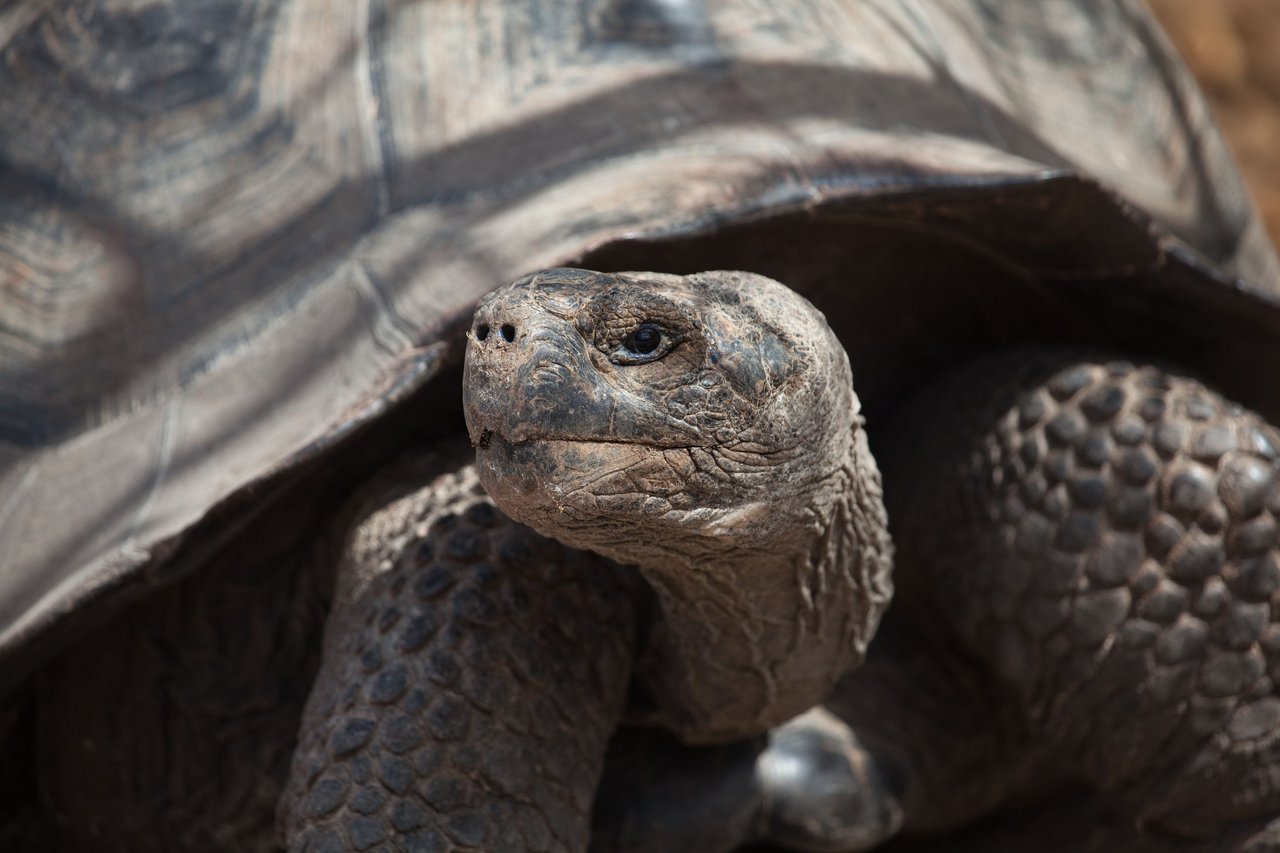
[1151,0,1280,246]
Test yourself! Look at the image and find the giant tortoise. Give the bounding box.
[3,0,1280,850]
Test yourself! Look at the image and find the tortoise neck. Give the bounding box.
[630,427,893,743]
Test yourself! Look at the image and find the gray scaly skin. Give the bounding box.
[279,458,641,851]
[279,268,1280,851]
[868,355,1280,842]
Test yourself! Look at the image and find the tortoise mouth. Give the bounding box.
[471,426,703,452]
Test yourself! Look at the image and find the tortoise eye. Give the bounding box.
[613,322,673,364]
[626,324,662,354]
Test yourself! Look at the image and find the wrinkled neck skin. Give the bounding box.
[623,425,893,743]
[465,268,894,743]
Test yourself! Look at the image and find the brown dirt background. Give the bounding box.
[1149,0,1280,248]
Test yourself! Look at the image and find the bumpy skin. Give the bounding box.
[280,458,639,852]
[833,354,1280,846]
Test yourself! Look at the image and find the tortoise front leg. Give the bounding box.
[870,354,1280,847]
[279,462,639,852]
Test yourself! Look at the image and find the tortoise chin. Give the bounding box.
[471,432,693,563]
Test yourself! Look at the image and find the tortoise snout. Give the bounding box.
[470,303,520,349]
[465,296,537,390]
[463,290,587,446]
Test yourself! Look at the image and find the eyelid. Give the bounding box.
[609,323,678,365]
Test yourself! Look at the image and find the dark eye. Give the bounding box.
[612,322,673,364]
[626,324,662,354]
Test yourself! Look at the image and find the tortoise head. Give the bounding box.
[462,268,860,567]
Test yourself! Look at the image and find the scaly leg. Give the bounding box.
[884,353,1280,842]
[280,459,641,852]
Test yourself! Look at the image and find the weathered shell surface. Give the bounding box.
[1,0,1278,680]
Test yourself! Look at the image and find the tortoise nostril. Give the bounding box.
[476,323,490,341]
[500,324,516,342]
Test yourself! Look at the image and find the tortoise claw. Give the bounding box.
[591,709,905,853]
[758,709,904,853]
